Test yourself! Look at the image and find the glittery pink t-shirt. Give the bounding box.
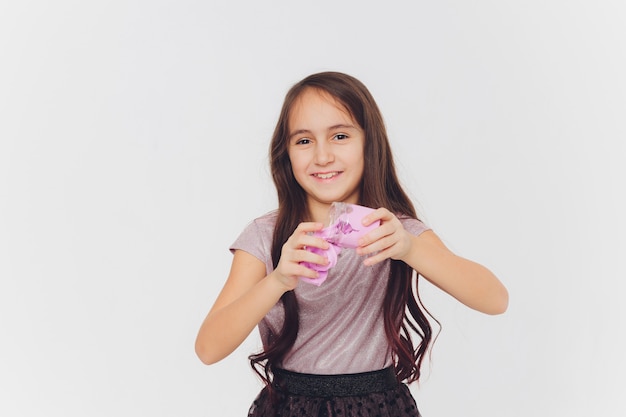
[230,210,430,375]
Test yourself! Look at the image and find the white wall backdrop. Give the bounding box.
[1,1,624,416]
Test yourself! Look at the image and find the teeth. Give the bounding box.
[315,172,337,179]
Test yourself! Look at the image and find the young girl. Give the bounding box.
[195,71,508,417]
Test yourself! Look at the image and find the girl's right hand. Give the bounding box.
[271,222,330,291]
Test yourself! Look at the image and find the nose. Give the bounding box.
[314,142,334,165]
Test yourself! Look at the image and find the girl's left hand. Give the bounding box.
[356,208,412,266]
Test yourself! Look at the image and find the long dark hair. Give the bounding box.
[250,71,436,395]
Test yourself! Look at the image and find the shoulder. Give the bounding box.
[246,210,278,233]
[230,210,277,256]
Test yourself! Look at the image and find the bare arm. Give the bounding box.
[195,250,286,365]
[195,222,329,365]
[357,209,509,315]
[401,231,508,314]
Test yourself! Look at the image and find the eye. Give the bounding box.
[295,137,311,145]
[333,133,348,140]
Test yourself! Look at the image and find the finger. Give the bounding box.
[294,264,322,280]
[295,221,325,234]
[294,223,329,249]
[361,207,388,227]
[362,252,385,266]
[357,224,392,248]
[305,236,330,251]
[358,234,395,257]
[278,251,324,279]
[286,224,325,250]
[298,248,330,266]
[278,263,320,281]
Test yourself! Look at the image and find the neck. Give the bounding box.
[306,200,332,224]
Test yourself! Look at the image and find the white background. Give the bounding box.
[1,1,625,416]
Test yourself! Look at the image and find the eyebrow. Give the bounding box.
[288,124,358,140]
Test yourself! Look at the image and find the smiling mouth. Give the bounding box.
[313,172,340,179]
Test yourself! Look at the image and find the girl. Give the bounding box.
[195,71,508,417]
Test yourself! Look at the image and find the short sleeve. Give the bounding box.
[229,212,276,273]
[400,217,431,237]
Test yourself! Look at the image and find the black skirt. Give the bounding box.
[247,367,421,417]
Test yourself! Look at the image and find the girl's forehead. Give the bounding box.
[289,88,356,126]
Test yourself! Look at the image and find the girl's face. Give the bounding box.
[287,88,365,221]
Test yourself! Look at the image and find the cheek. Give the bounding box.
[348,148,365,172]
[288,154,306,178]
